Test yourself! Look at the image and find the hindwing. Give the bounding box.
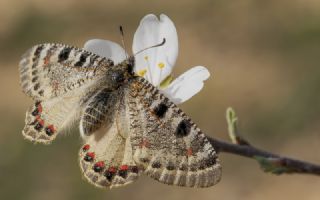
[79,87,141,188]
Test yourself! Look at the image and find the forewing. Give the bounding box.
[127,77,221,188]
[20,43,114,144]
[79,87,141,188]
[19,43,113,100]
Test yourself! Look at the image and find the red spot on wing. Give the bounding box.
[47,124,55,132]
[44,57,49,65]
[37,103,43,113]
[94,161,105,168]
[139,139,150,148]
[82,144,90,151]
[45,124,56,136]
[87,152,95,159]
[108,167,117,173]
[84,152,95,162]
[119,165,129,171]
[187,148,193,156]
[36,116,45,126]
[93,161,105,172]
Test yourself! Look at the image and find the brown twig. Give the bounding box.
[208,137,320,175]
[207,107,320,176]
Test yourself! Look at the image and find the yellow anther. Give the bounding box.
[144,56,149,61]
[158,62,165,69]
[137,69,147,77]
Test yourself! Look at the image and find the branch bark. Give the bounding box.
[208,137,320,176]
[207,107,320,176]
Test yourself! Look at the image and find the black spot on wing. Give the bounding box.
[32,109,39,116]
[205,157,217,167]
[175,119,191,137]
[32,70,37,75]
[33,45,44,62]
[104,170,115,181]
[75,52,89,67]
[118,170,128,178]
[130,166,139,174]
[153,103,168,118]
[33,83,40,90]
[31,76,38,82]
[166,162,175,171]
[151,161,162,169]
[31,45,44,69]
[93,164,105,173]
[34,122,43,131]
[38,90,44,96]
[58,47,72,62]
[45,127,54,136]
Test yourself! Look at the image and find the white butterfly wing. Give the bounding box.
[79,87,141,188]
[19,44,113,144]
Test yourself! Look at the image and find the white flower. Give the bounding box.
[83,14,210,104]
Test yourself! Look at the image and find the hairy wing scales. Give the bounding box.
[127,77,221,188]
[79,88,117,137]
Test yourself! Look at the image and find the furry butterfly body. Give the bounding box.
[19,43,221,188]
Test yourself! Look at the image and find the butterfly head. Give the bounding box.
[118,55,135,76]
[125,56,135,75]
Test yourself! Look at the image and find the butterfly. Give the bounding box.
[19,43,221,188]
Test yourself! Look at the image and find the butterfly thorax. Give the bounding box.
[105,56,135,89]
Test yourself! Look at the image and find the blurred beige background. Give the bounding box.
[1,0,320,199]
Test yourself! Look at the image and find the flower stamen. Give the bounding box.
[158,62,165,69]
[144,55,153,84]
[137,69,147,77]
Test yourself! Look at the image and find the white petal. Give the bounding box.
[84,39,127,64]
[132,14,178,86]
[162,66,210,104]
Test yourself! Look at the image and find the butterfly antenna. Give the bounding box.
[134,38,166,56]
[119,26,128,59]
